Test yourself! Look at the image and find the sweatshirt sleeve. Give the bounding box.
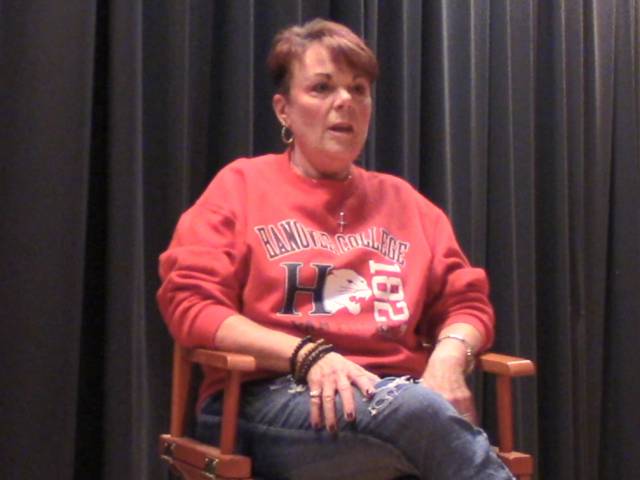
[157,175,246,348]
[421,208,495,352]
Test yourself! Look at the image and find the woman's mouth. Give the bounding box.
[328,123,355,135]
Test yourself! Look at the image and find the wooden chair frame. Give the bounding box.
[159,345,535,480]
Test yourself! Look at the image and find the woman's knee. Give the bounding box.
[367,377,458,423]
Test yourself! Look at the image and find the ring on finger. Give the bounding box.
[309,390,321,398]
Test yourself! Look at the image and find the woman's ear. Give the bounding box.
[272,93,288,126]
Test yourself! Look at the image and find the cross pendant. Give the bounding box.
[338,211,347,233]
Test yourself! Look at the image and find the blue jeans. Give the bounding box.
[196,375,515,480]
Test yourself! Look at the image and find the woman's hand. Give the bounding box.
[421,340,477,424]
[305,352,380,432]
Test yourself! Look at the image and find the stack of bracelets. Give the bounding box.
[289,335,335,384]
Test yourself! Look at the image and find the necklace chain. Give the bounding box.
[338,211,347,233]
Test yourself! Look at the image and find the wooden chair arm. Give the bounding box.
[477,351,536,477]
[169,347,255,437]
[479,352,536,377]
[164,345,256,479]
[187,350,535,376]
[188,349,258,372]
[170,347,258,455]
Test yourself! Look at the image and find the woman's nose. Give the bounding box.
[334,87,353,107]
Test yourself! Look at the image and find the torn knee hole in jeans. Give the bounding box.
[367,376,415,416]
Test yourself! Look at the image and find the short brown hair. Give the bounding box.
[267,18,379,94]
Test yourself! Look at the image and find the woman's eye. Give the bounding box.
[312,82,331,94]
[351,83,368,96]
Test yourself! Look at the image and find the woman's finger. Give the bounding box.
[307,381,323,429]
[306,353,379,431]
[321,376,338,432]
[351,370,381,399]
[336,378,356,422]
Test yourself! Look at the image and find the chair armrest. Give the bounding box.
[169,347,257,439]
[479,352,536,377]
[477,351,536,463]
[188,349,257,372]
[182,348,258,454]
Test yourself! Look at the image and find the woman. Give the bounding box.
[158,19,514,480]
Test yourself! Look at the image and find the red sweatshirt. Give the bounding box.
[157,151,494,407]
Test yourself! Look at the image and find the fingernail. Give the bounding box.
[346,412,355,421]
[328,424,337,433]
[312,421,322,430]
[366,388,376,398]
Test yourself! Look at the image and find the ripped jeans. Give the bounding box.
[196,376,515,480]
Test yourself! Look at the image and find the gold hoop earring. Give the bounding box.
[281,125,294,145]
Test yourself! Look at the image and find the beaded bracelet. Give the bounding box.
[289,335,313,375]
[292,338,327,379]
[294,343,335,384]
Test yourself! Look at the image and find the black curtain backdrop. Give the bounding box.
[1,1,638,479]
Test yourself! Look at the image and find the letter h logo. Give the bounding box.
[279,263,332,315]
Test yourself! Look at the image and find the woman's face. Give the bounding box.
[273,42,372,179]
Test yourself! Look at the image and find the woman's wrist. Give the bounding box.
[432,323,485,375]
[435,334,476,374]
[290,337,335,383]
[289,335,313,373]
[431,341,466,367]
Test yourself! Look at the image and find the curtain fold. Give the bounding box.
[0,1,97,478]
[1,1,639,478]
[600,2,640,478]
[100,1,150,478]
